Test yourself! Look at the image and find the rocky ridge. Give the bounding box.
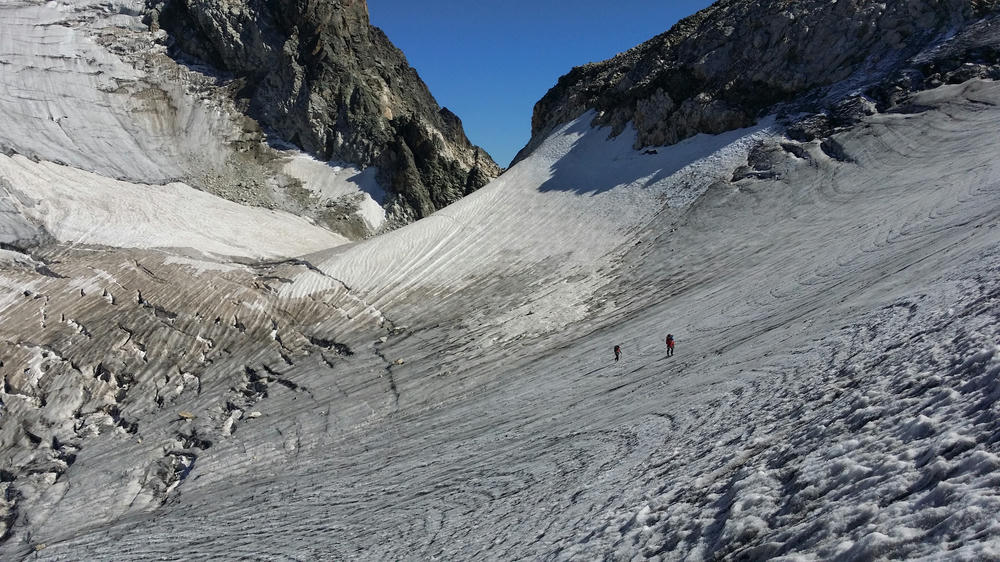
[145,0,501,227]
[518,0,1000,163]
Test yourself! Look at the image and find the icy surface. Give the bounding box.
[1,2,999,559]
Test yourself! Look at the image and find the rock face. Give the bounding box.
[145,0,500,226]
[518,0,1000,162]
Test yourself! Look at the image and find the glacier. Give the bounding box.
[1,2,999,560]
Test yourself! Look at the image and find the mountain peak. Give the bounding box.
[147,0,501,230]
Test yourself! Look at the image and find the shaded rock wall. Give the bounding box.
[146,0,500,225]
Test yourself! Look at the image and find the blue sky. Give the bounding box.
[367,1,716,168]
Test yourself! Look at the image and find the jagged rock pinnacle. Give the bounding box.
[146,0,501,227]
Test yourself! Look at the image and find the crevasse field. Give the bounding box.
[2,2,1000,560]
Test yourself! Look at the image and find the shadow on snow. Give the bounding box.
[536,112,773,196]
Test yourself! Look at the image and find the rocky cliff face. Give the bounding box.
[145,0,500,227]
[519,0,1000,162]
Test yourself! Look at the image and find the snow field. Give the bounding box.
[20,80,1000,560]
[0,154,347,259]
[583,268,1000,560]
[281,112,779,343]
[279,155,387,232]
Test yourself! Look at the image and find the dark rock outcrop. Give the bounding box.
[517,0,1000,163]
[145,0,500,226]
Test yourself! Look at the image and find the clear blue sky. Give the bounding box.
[367,1,715,168]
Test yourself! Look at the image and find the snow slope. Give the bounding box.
[0,153,346,258]
[2,74,998,561]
